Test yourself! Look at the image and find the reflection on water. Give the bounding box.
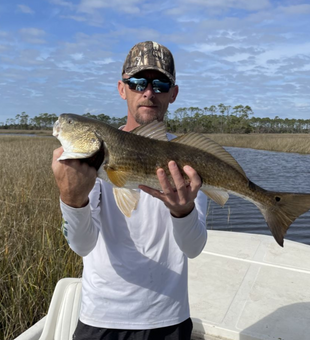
[207,147,310,245]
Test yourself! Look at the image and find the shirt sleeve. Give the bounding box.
[60,179,102,257]
[171,191,208,259]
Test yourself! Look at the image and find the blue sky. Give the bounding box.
[0,0,310,124]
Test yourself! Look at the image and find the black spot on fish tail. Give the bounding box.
[248,180,256,191]
[81,141,105,171]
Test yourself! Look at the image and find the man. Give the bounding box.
[52,41,207,340]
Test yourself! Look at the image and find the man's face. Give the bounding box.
[118,70,178,126]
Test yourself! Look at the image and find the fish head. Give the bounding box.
[53,113,103,160]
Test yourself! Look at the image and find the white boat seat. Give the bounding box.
[38,278,82,340]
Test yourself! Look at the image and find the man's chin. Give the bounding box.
[136,108,162,124]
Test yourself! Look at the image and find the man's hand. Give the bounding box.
[139,161,202,218]
[52,147,97,208]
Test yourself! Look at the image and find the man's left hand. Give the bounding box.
[139,161,202,218]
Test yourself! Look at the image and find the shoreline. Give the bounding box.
[1,131,310,154]
[205,133,310,154]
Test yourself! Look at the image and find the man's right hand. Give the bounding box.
[52,147,97,208]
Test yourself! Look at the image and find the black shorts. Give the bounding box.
[73,318,193,340]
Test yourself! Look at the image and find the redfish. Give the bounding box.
[53,113,310,246]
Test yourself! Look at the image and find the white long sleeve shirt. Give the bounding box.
[60,177,207,329]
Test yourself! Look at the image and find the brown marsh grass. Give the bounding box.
[208,133,310,154]
[0,129,52,136]
[1,132,310,339]
[0,136,83,340]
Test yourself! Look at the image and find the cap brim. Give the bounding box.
[125,66,175,85]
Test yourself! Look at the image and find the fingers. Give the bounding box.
[167,161,201,199]
[52,146,64,163]
[139,185,162,199]
[168,161,186,192]
[140,161,202,218]
[183,165,202,193]
[51,147,97,208]
[156,166,174,195]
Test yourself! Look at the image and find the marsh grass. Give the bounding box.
[0,129,52,136]
[1,132,310,339]
[207,133,310,154]
[0,136,83,340]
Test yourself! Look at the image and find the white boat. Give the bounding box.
[15,230,310,340]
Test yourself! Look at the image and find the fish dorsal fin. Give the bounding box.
[106,167,129,187]
[201,186,229,206]
[113,188,140,217]
[131,120,168,141]
[171,133,246,178]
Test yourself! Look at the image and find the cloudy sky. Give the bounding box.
[0,0,310,123]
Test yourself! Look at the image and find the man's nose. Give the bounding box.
[143,83,155,98]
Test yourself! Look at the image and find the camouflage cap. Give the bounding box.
[122,41,176,85]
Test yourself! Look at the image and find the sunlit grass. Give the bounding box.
[0,136,83,339]
[0,129,52,136]
[208,133,310,154]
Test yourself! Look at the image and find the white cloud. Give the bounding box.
[166,0,271,16]
[17,4,35,14]
[60,15,87,22]
[255,43,310,66]
[78,0,140,14]
[93,58,114,65]
[49,0,75,10]
[186,0,272,11]
[279,4,310,15]
[70,53,84,61]
[18,28,46,44]
[19,28,45,36]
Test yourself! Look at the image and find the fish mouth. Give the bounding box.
[80,141,105,171]
[53,119,60,137]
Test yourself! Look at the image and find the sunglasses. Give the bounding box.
[122,77,172,93]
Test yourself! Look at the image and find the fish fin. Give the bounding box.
[113,188,140,217]
[201,186,229,206]
[256,191,310,247]
[106,168,129,187]
[58,151,93,160]
[131,120,168,141]
[171,133,246,178]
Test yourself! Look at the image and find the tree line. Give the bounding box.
[1,105,309,134]
[0,112,127,130]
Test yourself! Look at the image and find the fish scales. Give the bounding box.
[53,113,310,246]
[101,128,245,191]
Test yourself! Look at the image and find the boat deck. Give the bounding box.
[15,230,310,340]
[189,230,310,340]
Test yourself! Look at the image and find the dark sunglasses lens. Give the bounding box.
[152,80,171,93]
[127,78,148,91]
[124,77,171,93]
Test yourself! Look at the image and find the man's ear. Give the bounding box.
[169,85,179,103]
[118,80,127,100]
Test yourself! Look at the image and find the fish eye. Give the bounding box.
[68,118,73,124]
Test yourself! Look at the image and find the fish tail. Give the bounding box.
[255,192,310,247]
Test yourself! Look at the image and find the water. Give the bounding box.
[206,147,310,245]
